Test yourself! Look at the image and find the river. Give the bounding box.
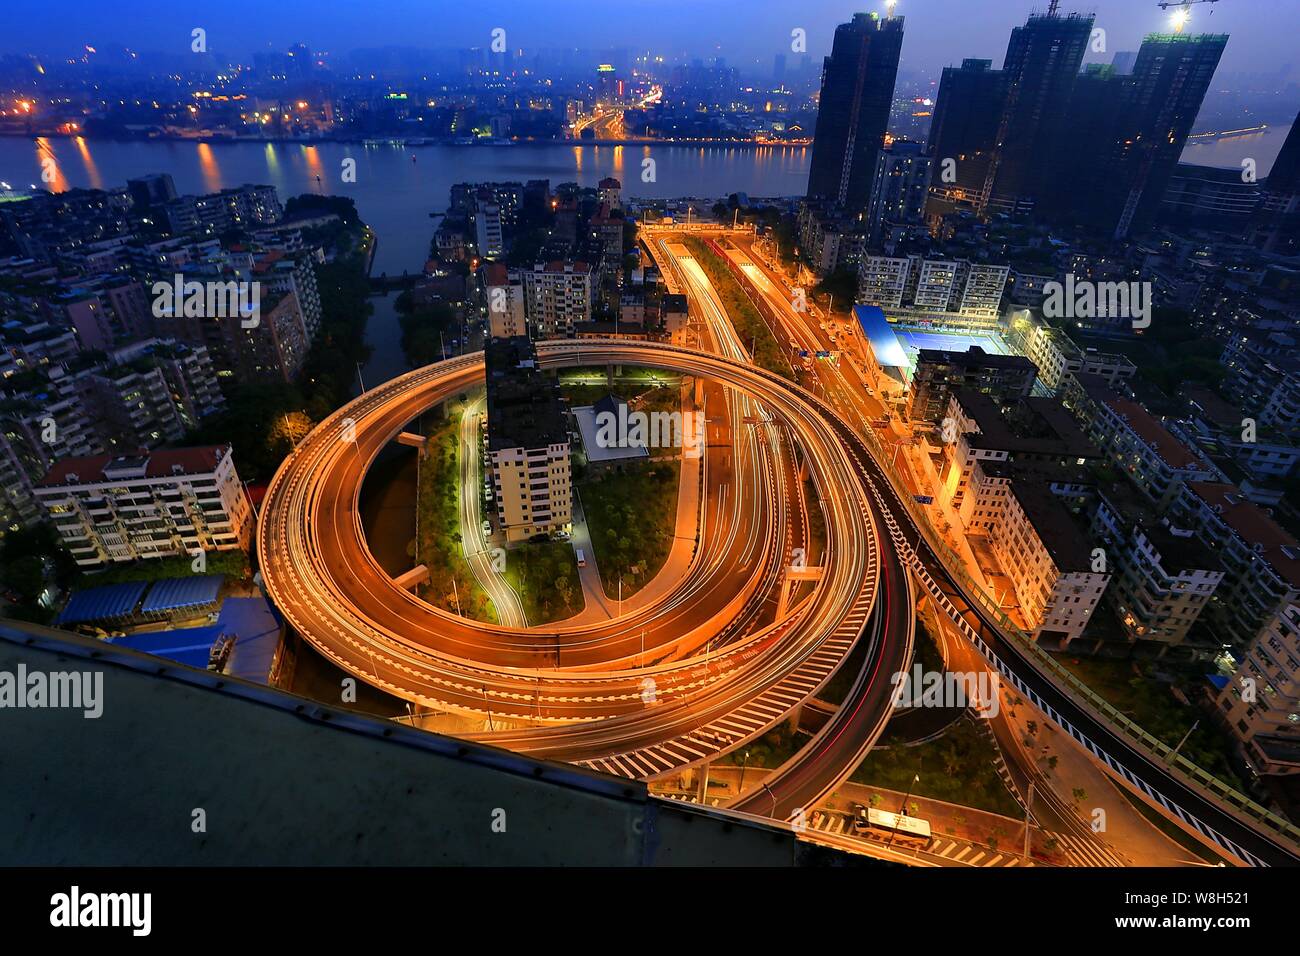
[0,137,813,275]
[1,128,1288,392]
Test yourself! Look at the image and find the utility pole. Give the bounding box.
[356,362,367,394]
[1022,780,1035,862]
[1169,719,1201,763]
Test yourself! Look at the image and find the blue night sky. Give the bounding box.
[7,0,1298,77]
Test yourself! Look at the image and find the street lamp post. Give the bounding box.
[1022,780,1036,862]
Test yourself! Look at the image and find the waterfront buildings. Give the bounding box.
[805,11,905,215]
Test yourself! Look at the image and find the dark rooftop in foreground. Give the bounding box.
[485,336,568,451]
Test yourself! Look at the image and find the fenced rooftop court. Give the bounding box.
[852,306,1015,385]
[890,324,1014,379]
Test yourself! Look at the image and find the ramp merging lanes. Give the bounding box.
[258,342,904,777]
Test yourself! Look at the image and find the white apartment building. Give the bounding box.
[521,261,593,339]
[1005,313,1137,392]
[856,255,1009,324]
[490,442,573,543]
[937,390,1098,514]
[483,263,526,339]
[485,338,573,543]
[987,480,1110,647]
[1076,379,1217,511]
[961,264,1013,317]
[1176,481,1300,651]
[856,255,911,309]
[913,259,961,312]
[473,200,504,260]
[35,445,252,568]
[1111,527,1223,649]
[1215,603,1300,776]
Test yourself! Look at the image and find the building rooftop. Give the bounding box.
[38,445,231,487]
[1103,395,1209,471]
[916,346,1037,372]
[1187,481,1300,588]
[1180,383,1243,431]
[1008,479,1095,573]
[485,337,568,451]
[953,389,1098,459]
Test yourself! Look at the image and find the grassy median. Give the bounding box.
[503,541,582,625]
[681,236,795,381]
[414,413,498,624]
[579,459,681,598]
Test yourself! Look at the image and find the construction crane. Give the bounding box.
[1156,0,1221,34]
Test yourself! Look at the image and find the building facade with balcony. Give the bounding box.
[34,445,252,568]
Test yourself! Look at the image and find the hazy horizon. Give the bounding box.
[5,1,1298,81]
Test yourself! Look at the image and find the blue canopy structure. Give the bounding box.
[853,304,908,369]
[140,575,223,616]
[56,582,149,626]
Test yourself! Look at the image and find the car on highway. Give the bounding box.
[575,549,587,568]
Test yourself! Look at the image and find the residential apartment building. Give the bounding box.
[485,337,572,543]
[1175,481,1300,651]
[938,389,1098,514]
[521,261,594,339]
[1090,483,1224,653]
[472,196,504,260]
[483,263,527,339]
[857,254,1009,324]
[797,203,869,277]
[34,445,253,568]
[986,477,1110,647]
[1073,377,1216,510]
[160,184,283,238]
[907,346,1037,425]
[251,251,322,341]
[1004,312,1137,392]
[1219,331,1300,442]
[866,141,933,244]
[1213,603,1300,777]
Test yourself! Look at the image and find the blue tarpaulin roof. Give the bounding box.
[108,596,283,681]
[854,304,908,369]
[109,626,221,670]
[57,581,149,626]
[141,575,223,614]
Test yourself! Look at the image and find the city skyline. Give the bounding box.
[3,0,1300,893]
[4,0,1298,81]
